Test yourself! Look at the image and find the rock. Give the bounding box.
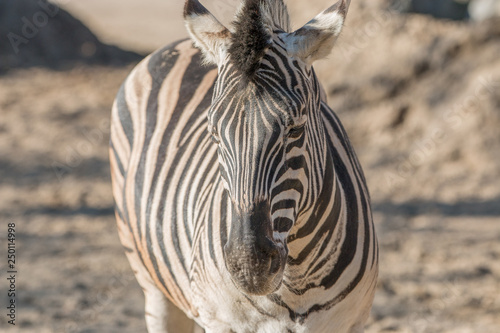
[391,0,470,20]
[0,0,142,73]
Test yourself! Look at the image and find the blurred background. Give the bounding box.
[0,0,499,332]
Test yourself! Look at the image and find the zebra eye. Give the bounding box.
[211,132,220,144]
[208,125,220,144]
[288,124,305,139]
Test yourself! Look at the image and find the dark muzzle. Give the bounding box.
[223,200,286,295]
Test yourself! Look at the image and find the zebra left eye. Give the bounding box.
[208,124,220,144]
[211,133,220,144]
[288,124,305,139]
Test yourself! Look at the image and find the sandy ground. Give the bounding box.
[1,0,499,332]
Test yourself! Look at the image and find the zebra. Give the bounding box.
[110,0,378,332]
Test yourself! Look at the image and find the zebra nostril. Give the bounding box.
[268,249,281,275]
[257,241,282,275]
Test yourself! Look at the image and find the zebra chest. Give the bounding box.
[183,223,297,332]
[186,277,355,333]
[187,282,300,333]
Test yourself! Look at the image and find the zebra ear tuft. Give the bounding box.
[285,0,350,65]
[184,0,232,66]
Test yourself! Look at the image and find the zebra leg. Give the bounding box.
[143,284,198,332]
[349,326,364,333]
[124,248,199,332]
[117,223,199,332]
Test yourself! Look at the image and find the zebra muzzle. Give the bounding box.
[223,201,287,296]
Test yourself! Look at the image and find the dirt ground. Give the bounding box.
[1,0,499,332]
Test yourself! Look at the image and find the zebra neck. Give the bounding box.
[283,152,343,294]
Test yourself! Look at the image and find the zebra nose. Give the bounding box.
[223,200,286,295]
[223,237,283,295]
[224,235,281,274]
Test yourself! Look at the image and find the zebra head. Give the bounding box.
[185,0,350,296]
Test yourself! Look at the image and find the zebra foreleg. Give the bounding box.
[126,253,198,332]
[125,251,199,332]
[144,284,200,332]
[117,226,198,332]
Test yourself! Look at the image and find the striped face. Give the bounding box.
[210,47,324,233]
[208,44,327,295]
[185,0,349,296]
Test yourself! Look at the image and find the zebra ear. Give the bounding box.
[184,0,232,66]
[285,0,350,65]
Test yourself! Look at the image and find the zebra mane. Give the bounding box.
[229,0,291,82]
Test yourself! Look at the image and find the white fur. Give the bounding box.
[185,12,231,66]
[284,2,348,64]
